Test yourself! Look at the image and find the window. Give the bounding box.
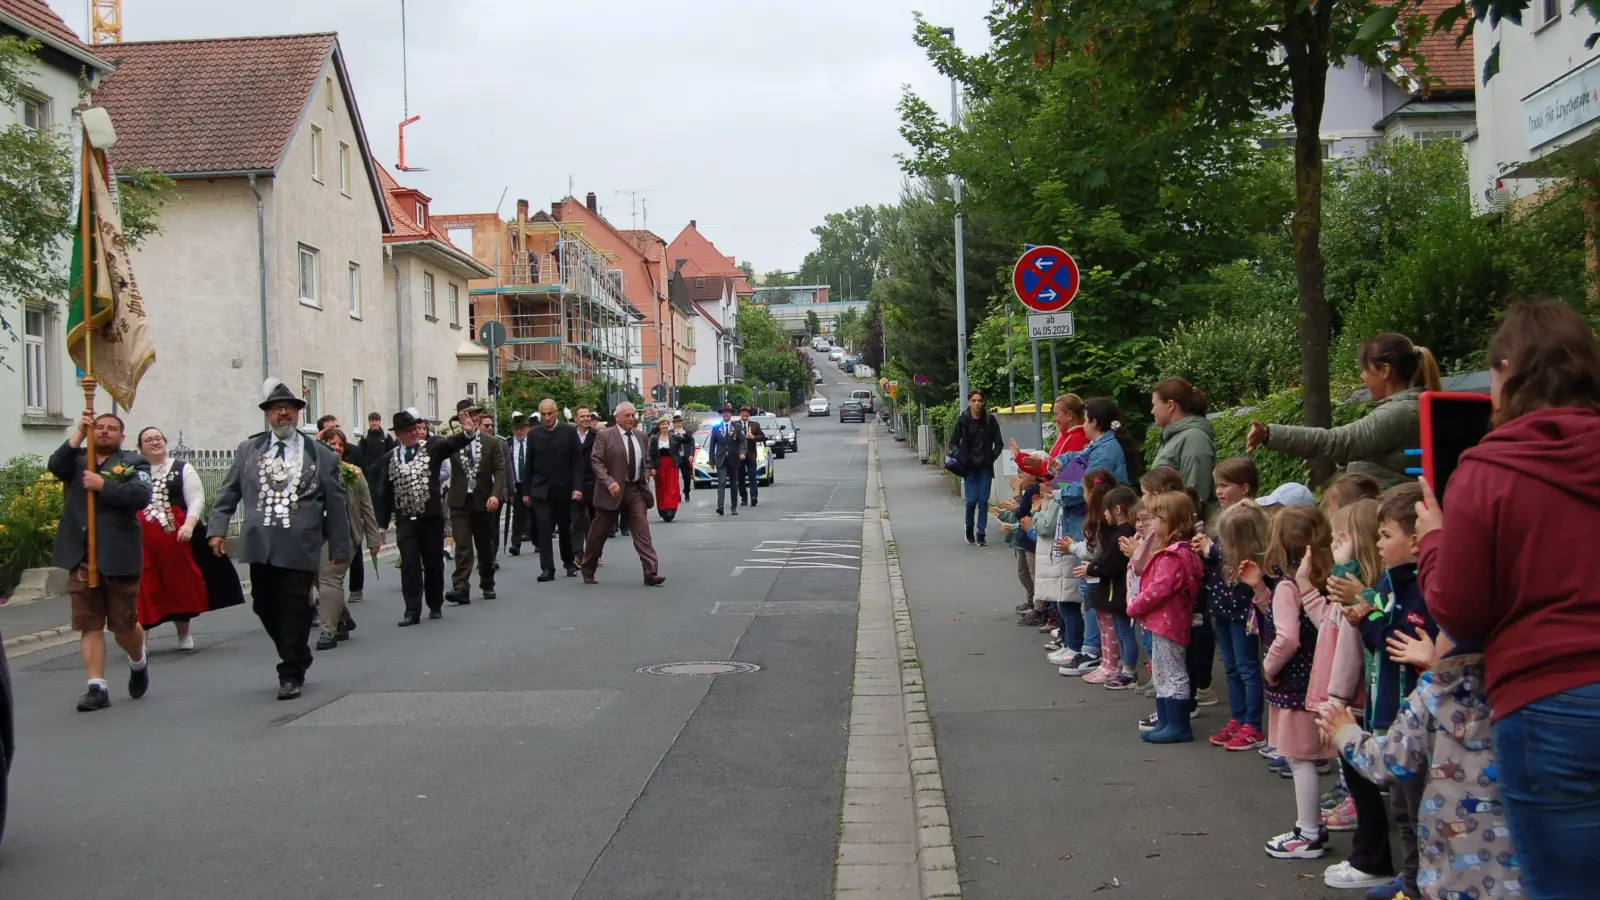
[415,200,427,228]
[325,75,335,110]
[425,377,439,420]
[300,371,324,427]
[1322,140,1337,159]
[1541,0,1560,24]
[1416,129,1464,148]
[309,125,323,181]
[299,244,320,306]
[348,262,362,318]
[466,382,479,402]
[24,308,47,413]
[423,272,436,319]
[339,142,351,194]
[351,379,365,426]
[19,95,48,131]
[449,283,460,325]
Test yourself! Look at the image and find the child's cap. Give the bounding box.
[1258,482,1316,508]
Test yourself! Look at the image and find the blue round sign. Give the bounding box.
[1012,246,1080,313]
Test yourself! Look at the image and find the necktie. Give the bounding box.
[516,441,524,480]
[625,431,637,483]
[275,440,287,460]
[405,446,416,463]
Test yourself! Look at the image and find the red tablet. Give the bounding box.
[1418,391,1493,503]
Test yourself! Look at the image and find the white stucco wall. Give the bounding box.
[1468,6,1600,209]
[386,252,473,421]
[687,317,722,386]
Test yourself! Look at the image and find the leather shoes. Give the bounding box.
[277,680,302,700]
[316,635,338,650]
[508,547,521,556]
[427,609,443,620]
[334,629,351,641]
[644,574,666,586]
[565,567,579,578]
[397,614,421,627]
[446,591,470,606]
[582,572,598,585]
[482,589,497,600]
[537,571,556,583]
[716,507,724,516]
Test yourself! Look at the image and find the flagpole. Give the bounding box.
[79,125,101,589]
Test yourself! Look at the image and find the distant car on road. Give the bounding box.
[828,347,845,362]
[1,632,12,845]
[775,417,799,452]
[840,399,867,423]
[850,389,875,413]
[752,414,785,458]
[808,396,830,416]
[812,368,823,384]
[691,428,774,487]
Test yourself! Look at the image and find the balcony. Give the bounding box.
[727,329,744,350]
[724,362,744,381]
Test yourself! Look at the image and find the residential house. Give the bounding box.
[377,165,494,422]
[666,222,745,389]
[1466,2,1600,212]
[622,228,696,398]
[551,194,663,398]
[1,0,114,457]
[93,33,394,450]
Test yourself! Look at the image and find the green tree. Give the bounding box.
[735,302,786,353]
[740,348,809,391]
[804,309,821,336]
[798,204,891,301]
[737,260,754,279]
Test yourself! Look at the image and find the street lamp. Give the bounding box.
[937,26,969,402]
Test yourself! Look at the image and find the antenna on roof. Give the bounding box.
[615,189,656,230]
[396,0,428,172]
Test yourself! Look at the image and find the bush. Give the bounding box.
[677,384,753,410]
[683,402,711,412]
[1,456,64,596]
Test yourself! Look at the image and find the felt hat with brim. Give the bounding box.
[392,408,423,431]
[259,378,306,411]
[457,398,482,414]
[511,411,528,426]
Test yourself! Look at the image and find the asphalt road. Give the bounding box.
[1,360,873,900]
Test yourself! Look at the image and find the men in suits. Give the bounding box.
[50,410,153,712]
[671,413,695,497]
[477,411,508,569]
[373,407,478,626]
[506,412,534,556]
[738,406,767,508]
[444,399,506,605]
[581,402,665,586]
[523,398,586,581]
[318,414,369,602]
[209,379,352,700]
[707,404,747,516]
[572,404,597,565]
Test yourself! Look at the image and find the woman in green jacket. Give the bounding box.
[1149,378,1216,503]
[1246,333,1441,490]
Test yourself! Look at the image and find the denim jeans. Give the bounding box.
[1058,601,1085,651]
[1081,589,1101,654]
[962,469,993,537]
[1214,613,1263,729]
[1494,681,1600,899]
[1112,613,1138,670]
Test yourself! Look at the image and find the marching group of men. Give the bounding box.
[53,377,667,706]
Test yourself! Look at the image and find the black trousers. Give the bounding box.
[248,564,317,682]
[348,548,365,594]
[1341,757,1395,875]
[680,460,693,495]
[510,498,534,551]
[532,497,575,573]
[1185,611,1216,691]
[397,514,447,616]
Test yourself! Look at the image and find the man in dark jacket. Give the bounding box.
[444,399,506,604]
[50,410,153,712]
[523,399,586,580]
[738,407,766,508]
[707,405,746,516]
[506,412,534,556]
[319,414,371,601]
[951,389,1004,545]
[671,413,695,496]
[374,407,478,625]
[572,405,598,565]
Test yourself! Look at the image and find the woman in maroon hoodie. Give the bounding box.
[1417,300,1600,900]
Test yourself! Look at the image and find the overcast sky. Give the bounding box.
[52,0,992,272]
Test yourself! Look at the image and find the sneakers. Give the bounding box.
[1322,796,1358,833]
[1209,719,1241,747]
[1137,711,1160,732]
[1134,681,1157,699]
[1267,755,1293,778]
[349,590,364,604]
[1317,758,1337,776]
[1044,639,1063,651]
[1104,672,1138,690]
[1364,875,1406,900]
[128,662,149,700]
[1016,601,1033,612]
[1194,686,1220,707]
[76,684,111,712]
[1065,653,1101,675]
[1019,609,1049,627]
[1224,724,1267,752]
[1264,827,1327,860]
[1259,743,1279,759]
[1082,667,1111,685]
[1321,782,1351,811]
[1046,647,1076,666]
[1323,860,1392,889]
[177,634,196,651]
[964,527,975,545]
[976,534,988,547]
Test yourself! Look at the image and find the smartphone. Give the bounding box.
[1418,392,1493,503]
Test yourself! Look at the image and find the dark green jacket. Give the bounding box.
[1264,387,1422,490]
[1150,414,1216,501]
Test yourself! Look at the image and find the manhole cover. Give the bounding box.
[636,661,762,677]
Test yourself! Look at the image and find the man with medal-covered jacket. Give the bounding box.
[372,406,478,627]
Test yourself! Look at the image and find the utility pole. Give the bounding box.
[939,26,968,402]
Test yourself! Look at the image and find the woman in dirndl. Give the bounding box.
[134,427,244,649]
[650,416,683,521]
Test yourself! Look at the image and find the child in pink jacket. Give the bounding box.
[1127,492,1204,745]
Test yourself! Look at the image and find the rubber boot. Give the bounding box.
[1140,697,1168,743]
[1149,696,1195,744]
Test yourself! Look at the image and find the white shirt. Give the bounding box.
[622,430,641,481]
[149,459,205,513]
[269,434,304,482]
[513,437,527,482]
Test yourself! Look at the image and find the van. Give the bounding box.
[850,389,874,412]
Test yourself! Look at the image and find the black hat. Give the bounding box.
[511,411,528,426]
[720,404,733,413]
[392,407,423,430]
[259,378,306,411]
[456,398,482,414]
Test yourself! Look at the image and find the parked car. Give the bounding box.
[691,428,774,487]
[812,368,823,384]
[808,396,830,416]
[1,631,12,845]
[752,414,785,459]
[840,399,867,423]
[842,360,857,375]
[775,417,799,452]
[828,347,845,362]
[850,389,875,413]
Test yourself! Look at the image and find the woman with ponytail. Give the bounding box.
[1246,333,1441,490]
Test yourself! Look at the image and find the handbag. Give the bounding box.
[943,446,969,476]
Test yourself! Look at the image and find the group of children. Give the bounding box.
[995,460,1521,899]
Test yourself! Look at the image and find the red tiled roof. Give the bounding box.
[0,0,97,56]
[1398,0,1475,93]
[94,33,337,174]
[377,163,447,243]
[666,223,745,279]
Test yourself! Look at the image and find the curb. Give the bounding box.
[833,436,961,900]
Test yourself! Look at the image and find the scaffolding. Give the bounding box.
[469,210,634,388]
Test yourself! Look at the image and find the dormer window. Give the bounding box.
[415,200,427,227]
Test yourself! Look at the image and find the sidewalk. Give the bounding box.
[874,437,1357,900]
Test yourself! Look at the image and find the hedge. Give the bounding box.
[677,384,753,410]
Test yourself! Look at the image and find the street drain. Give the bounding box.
[636,661,762,677]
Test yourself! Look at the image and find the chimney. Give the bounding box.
[552,201,561,216]
[586,192,598,213]
[515,199,529,222]
[689,219,696,228]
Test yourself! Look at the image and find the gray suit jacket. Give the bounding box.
[48,443,152,577]
[209,432,352,572]
[708,419,747,468]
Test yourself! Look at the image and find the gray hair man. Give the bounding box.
[579,402,664,586]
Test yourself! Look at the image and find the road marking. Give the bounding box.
[732,539,863,575]
[783,511,864,521]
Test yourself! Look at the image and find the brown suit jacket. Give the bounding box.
[445,433,507,512]
[589,425,652,512]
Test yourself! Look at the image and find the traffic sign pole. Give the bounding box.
[1011,245,1081,450]
[1031,335,1043,448]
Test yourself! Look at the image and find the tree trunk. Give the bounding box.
[1284,3,1334,485]
[1582,174,1600,314]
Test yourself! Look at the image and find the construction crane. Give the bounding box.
[395,0,427,171]
[90,0,122,43]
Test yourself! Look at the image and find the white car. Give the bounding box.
[828,348,845,362]
[807,396,830,416]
